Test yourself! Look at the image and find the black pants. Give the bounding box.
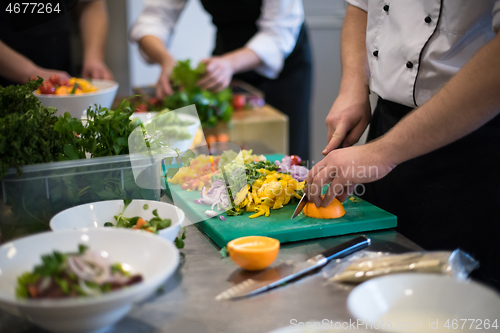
[363,97,500,289]
[234,25,312,161]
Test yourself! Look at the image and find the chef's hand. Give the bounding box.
[197,56,233,92]
[306,142,396,207]
[323,93,371,155]
[155,59,176,100]
[30,67,70,82]
[81,59,113,80]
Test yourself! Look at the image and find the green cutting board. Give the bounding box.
[166,154,396,248]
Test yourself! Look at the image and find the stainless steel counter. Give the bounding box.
[0,225,421,333]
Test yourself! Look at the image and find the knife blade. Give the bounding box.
[215,235,371,300]
[291,194,308,219]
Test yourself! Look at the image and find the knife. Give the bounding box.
[215,235,371,300]
[291,193,308,219]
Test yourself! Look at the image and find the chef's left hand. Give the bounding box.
[306,142,396,208]
[81,59,114,80]
[197,56,233,92]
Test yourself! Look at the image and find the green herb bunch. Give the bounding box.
[0,78,68,177]
[53,98,136,160]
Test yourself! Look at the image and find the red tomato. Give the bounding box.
[135,103,147,112]
[58,78,70,87]
[232,94,246,110]
[290,155,302,166]
[39,81,55,94]
[49,75,60,85]
[148,97,161,106]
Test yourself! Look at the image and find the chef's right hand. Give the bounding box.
[156,60,176,99]
[322,93,371,155]
[30,67,70,82]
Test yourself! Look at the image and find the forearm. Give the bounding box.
[0,40,37,83]
[339,5,369,97]
[377,33,500,165]
[222,48,263,74]
[79,1,108,63]
[138,35,175,67]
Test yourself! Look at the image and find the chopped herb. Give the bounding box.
[78,244,88,254]
[220,246,229,258]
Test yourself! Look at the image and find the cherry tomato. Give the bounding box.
[135,103,147,112]
[290,155,302,166]
[148,97,161,106]
[58,78,70,87]
[39,81,55,94]
[49,75,60,85]
[232,94,246,110]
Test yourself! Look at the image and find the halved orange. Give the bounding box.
[227,236,280,271]
[303,196,345,219]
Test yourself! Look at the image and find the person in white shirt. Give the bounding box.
[307,0,500,288]
[130,0,312,160]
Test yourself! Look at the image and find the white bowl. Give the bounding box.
[50,199,184,242]
[35,79,119,118]
[0,228,179,333]
[130,111,159,123]
[348,274,500,332]
[139,112,201,152]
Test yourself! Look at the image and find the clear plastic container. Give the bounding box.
[0,155,160,241]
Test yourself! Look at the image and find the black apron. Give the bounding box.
[363,97,500,289]
[200,0,312,161]
[0,9,73,86]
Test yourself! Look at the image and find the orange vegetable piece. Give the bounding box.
[227,236,280,271]
[206,135,217,143]
[136,218,147,228]
[303,196,346,219]
[217,133,229,142]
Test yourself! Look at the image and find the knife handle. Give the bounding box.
[320,236,371,262]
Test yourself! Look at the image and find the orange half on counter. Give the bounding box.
[227,236,280,271]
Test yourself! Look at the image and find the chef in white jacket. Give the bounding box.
[307,0,500,288]
[130,0,312,160]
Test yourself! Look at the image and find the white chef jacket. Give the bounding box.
[347,0,500,107]
[129,0,304,79]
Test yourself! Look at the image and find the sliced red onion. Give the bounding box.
[275,156,309,182]
[67,256,95,281]
[290,165,309,182]
[67,250,111,285]
[38,277,51,293]
[211,201,220,211]
[78,278,101,296]
[205,210,218,218]
[220,216,225,221]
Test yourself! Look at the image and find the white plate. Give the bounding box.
[348,274,500,332]
[35,79,119,118]
[0,228,179,333]
[50,199,184,243]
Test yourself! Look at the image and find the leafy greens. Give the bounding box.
[163,60,233,128]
